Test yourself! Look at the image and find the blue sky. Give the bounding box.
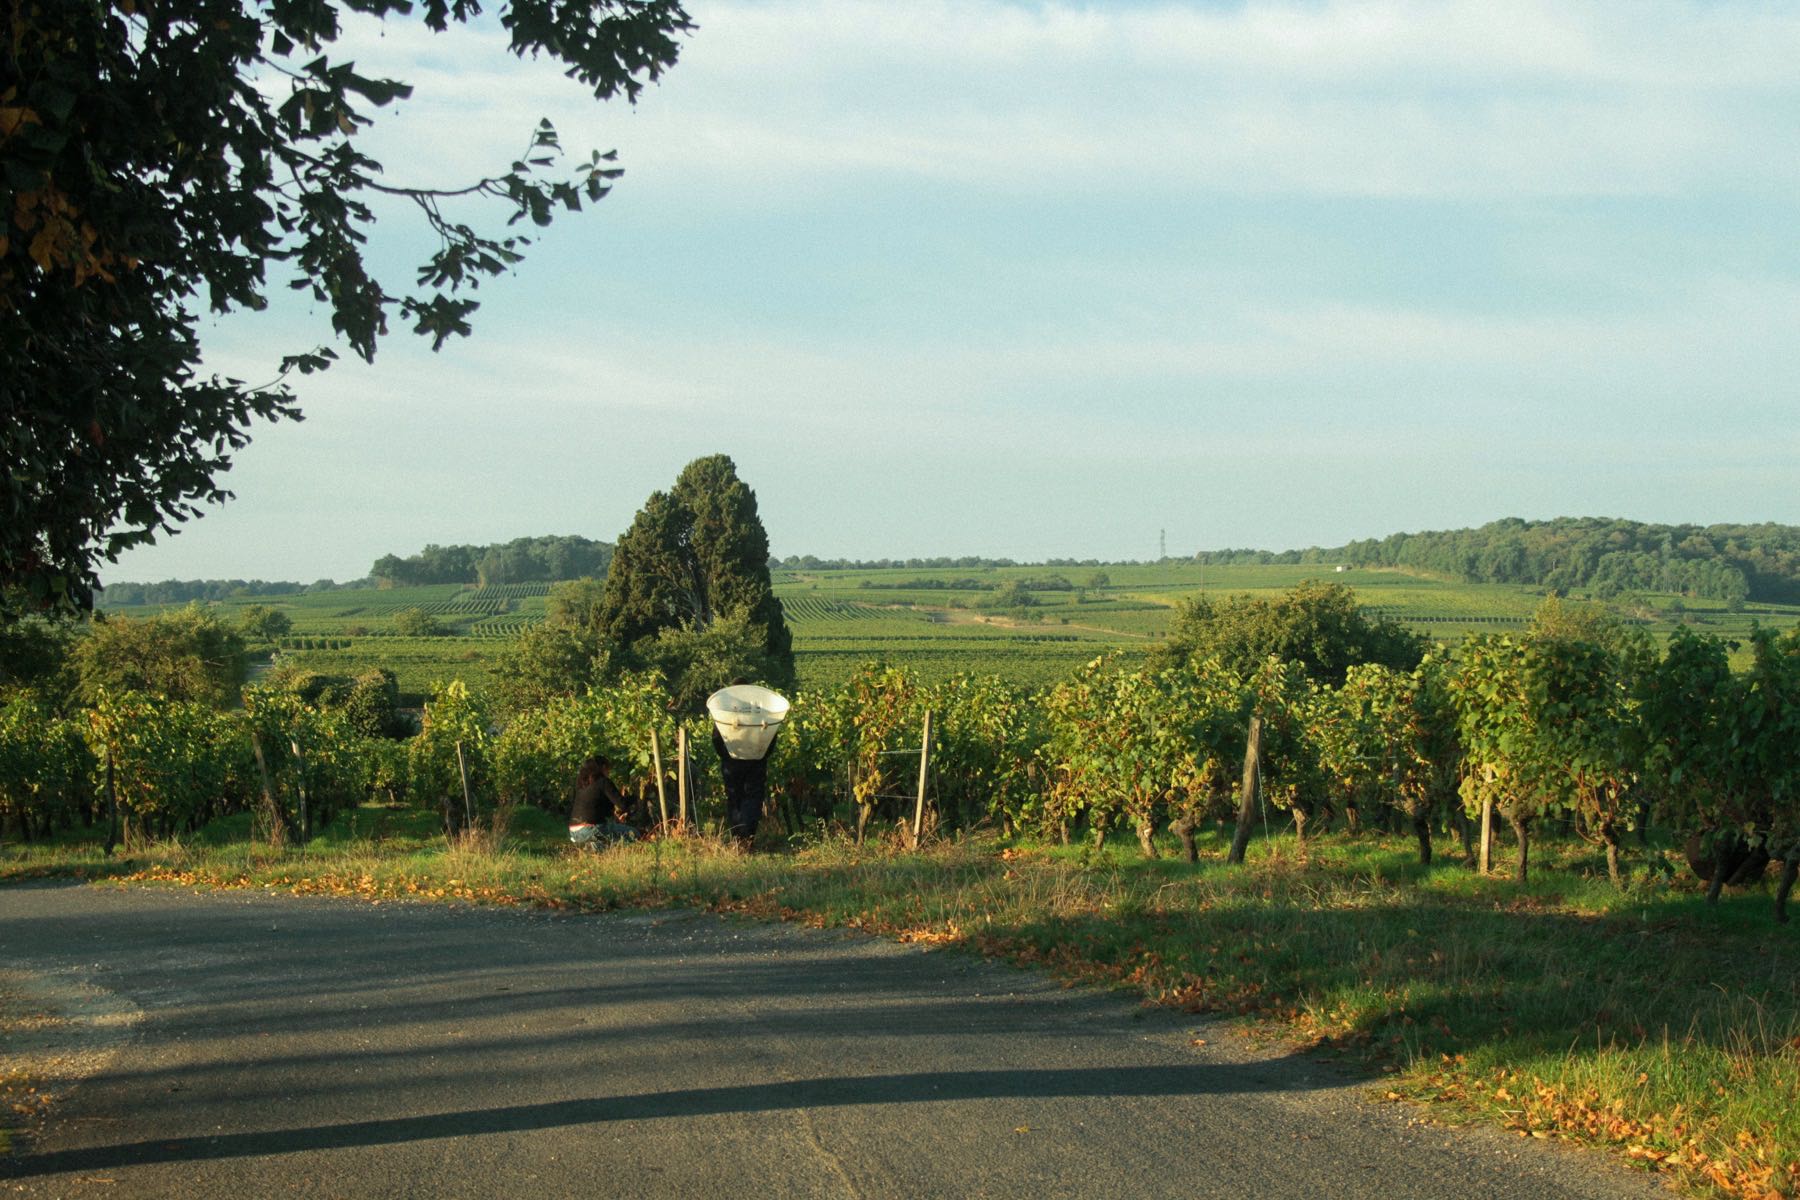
[107,0,1800,582]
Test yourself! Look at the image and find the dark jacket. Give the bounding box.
[570,774,626,825]
[713,727,777,779]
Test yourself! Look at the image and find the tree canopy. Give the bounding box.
[488,578,615,715]
[236,604,294,643]
[371,535,613,588]
[1195,517,1800,606]
[72,604,247,707]
[599,454,794,703]
[2,0,691,615]
[1156,581,1425,686]
[97,578,361,607]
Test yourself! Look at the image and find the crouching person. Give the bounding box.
[569,755,639,847]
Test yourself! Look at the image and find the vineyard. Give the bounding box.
[469,583,553,602]
[776,597,895,623]
[273,638,502,697]
[6,603,1800,1198]
[8,628,1797,910]
[465,616,540,639]
[95,563,1800,703]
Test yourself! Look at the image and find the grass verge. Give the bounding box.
[3,812,1797,1197]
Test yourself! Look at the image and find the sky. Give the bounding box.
[105,0,1800,583]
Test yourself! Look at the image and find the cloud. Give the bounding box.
[103,1,1800,578]
[329,0,1800,202]
[200,266,1791,490]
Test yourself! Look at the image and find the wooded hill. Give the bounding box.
[99,578,369,606]
[99,518,1800,608]
[99,536,616,603]
[1200,517,1800,605]
[370,535,613,588]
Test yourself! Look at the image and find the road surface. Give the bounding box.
[0,881,1666,1199]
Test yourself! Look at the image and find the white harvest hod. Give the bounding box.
[706,684,790,759]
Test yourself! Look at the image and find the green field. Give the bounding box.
[104,564,1800,699]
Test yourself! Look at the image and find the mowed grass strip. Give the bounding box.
[5,818,1794,1197]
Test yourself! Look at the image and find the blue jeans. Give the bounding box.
[569,822,638,847]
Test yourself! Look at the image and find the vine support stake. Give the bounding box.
[455,740,474,833]
[103,749,119,858]
[651,728,669,834]
[290,739,311,844]
[911,710,934,848]
[1228,714,1263,865]
[250,732,283,847]
[1479,793,1494,876]
[676,727,690,832]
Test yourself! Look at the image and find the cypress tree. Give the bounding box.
[600,455,794,693]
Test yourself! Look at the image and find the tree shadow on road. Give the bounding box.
[0,1059,1309,1178]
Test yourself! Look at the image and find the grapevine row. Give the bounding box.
[5,627,1795,918]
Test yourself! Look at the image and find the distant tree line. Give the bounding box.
[99,517,1800,610]
[858,577,996,591]
[777,555,1123,571]
[856,575,1082,593]
[778,554,1026,570]
[98,578,370,607]
[371,536,614,588]
[1196,518,1800,606]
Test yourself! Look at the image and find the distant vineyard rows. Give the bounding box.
[779,598,892,622]
[465,617,539,638]
[469,583,552,601]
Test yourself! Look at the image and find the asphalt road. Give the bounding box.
[1,881,1667,1200]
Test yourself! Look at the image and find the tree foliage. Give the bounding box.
[391,607,446,638]
[99,578,361,606]
[237,604,293,643]
[372,536,614,588]
[637,611,792,715]
[1158,581,1424,686]
[263,661,406,738]
[599,455,794,703]
[490,622,612,716]
[1330,517,1796,604]
[72,604,246,707]
[3,0,689,613]
[6,605,1800,917]
[0,614,78,708]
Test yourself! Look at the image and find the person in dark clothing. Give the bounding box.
[709,676,788,852]
[712,725,776,847]
[569,755,637,846]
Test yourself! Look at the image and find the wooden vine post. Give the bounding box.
[1478,766,1495,875]
[910,710,934,848]
[1227,715,1263,865]
[250,731,278,845]
[651,728,669,833]
[290,739,311,844]
[103,749,120,857]
[686,735,701,832]
[1479,799,1494,874]
[676,727,690,831]
[454,740,474,832]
